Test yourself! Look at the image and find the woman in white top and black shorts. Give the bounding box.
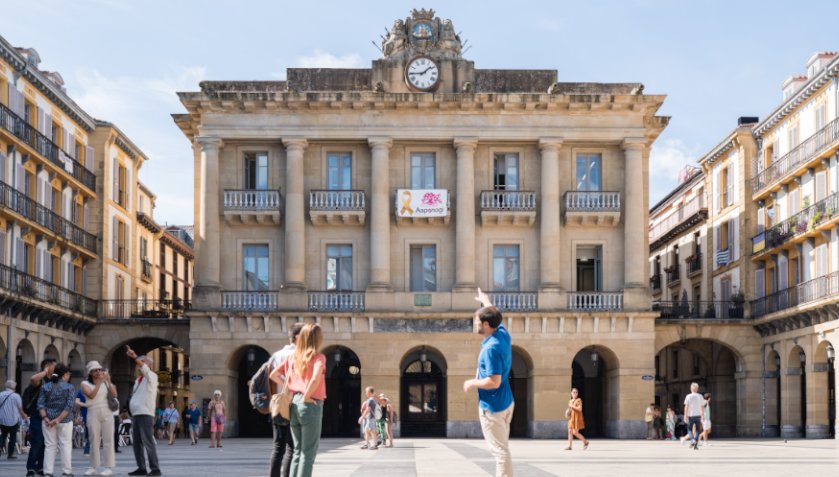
[80,360,117,476]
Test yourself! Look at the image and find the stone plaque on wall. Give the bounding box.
[374,318,471,333]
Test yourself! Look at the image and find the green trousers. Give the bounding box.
[289,394,324,477]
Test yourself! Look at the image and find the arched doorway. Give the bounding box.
[322,346,361,437]
[400,347,446,437]
[765,349,782,437]
[784,346,806,438]
[813,341,835,439]
[571,346,619,437]
[15,339,36,393]
[68,349,84,386]
[656,339,739,437]
[235,345,271,437]
[44,344,60,362]
[510,347,532,438]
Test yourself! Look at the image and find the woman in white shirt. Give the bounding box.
[80,360,117,476]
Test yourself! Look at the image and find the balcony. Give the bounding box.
[686,253,702,277]
[100,299,190,320]
[650,274,662,291]
[665,266,680,287]
[752,191,839,256]
[649,194,707,251]
[488,292,537,311]
[564,191,621,226]
[221,290,279,311]
[654,300,744,320]
[479,190,536,226]
[223,189,282,225]
[0,102,96,191]
[309,190,366,226]
[750,271,839,318]
[751,116,839,197]
[0,181,97,255]
[567,291,623,311]
[140,258,153,283]
[0,262,97,317]
[394,189,450,225]
[308,291,365,312]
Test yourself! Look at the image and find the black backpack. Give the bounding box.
[22,384,41,416]
[248,359,274,415]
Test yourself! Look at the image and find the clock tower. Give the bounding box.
[372,8,475,93]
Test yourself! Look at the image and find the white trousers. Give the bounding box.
[43,421,73,476]
[479,403,514,477]
[88,405,116,469]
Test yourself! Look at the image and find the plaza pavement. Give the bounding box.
[1,437,837,477]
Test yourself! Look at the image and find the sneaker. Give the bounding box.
[360,444,368,449]
[127,470,148,476]
[83,469,97,476]
[26,472,35,477]
[100,470,113,477]
[147,471,162,477]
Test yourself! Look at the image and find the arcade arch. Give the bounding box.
[400,346,447,437]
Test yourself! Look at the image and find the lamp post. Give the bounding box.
[799,350,807,437]
[828,345,835,438]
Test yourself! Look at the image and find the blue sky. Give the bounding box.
[2,0,837,224]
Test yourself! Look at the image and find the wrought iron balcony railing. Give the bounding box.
[480,190,536,211]
[654,300,745,320]
[751,116,839,194]
[650,275,661,290]
[309,190,365,210]
[567,291,623,311]
[100,299,190,319]
[686,253,702,275]
[0,262,96,316]
[649,194,706,245]
[221,290,279,311]
[0,181,97,253]
[750,271,839,318]
[0,102,96,191]
[223,189,282,210]
[488,291,537,311]
[752,190,839,255]
[564,191,621,211]
[308,290,365,311]
[666,266,680,285]
[141,258,153,281]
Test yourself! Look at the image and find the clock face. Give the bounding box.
[405,57,440,91]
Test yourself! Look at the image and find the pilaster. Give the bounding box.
[539,138,562,292]
[368,137,393,290]
[453,138,477,292]
[283,138,308,289]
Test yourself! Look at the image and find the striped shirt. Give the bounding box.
[0,389,23,426]
[37,381,75,423]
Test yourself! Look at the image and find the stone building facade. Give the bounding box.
[175,9,668,438]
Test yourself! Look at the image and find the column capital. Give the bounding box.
[538,138,563,152]
[282,137,308,151]
[368,137,393,149]
[622,138,646,151]
[453,137,478,153]
[195,136,223,151]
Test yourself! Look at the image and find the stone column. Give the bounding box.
[623,139,646,289]
[781,366,804,438]
[283,138,308,289]
[454,138,478,291]
[806,361,830,438]
[539,139,562,290]
[196,136,223,288]
[369,137,393,290]
[531,367,571,438]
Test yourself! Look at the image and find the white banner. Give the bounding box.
[395,189,448,218]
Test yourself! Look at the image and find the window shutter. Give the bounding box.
[713,169,720,211]
[84,146,94,172]
[15,164,24,191]
[0,229,6,265]
[35,247,41,279]
[112,216,118,261]
[0,151,6,184]
[112,157,118,202]
[44,116,52,142]
[83,203,89,230]
[60,259,66,288]
[67,132,75,159]
[36,107,44,135]
[14,237,23,271]
[816,171,827,202]
[729,219,736,259]
[755,269,765,299]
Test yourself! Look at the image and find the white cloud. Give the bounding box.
[295,49,363,69]
[648,138,701,205]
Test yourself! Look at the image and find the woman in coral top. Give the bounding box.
[565,388,589,450]
[271,323,326,477]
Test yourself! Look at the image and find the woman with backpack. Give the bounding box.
[37,363,76,477]
[274,323,326,477]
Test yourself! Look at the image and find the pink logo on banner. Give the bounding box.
[421,192,442,206]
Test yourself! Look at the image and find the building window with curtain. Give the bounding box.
[492,244,520,291]
[242,244,269,290]
[326,244,352,291]
[410,244,436,292]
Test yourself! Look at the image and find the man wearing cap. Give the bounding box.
[0,379,27,459]
[126,345,161,476]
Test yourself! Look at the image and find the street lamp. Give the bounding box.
[333,348,342,364]
[419,346,428,364]
[799,350,806,365]
[246,348,255,364]
[590,347,599,365]
[774,354,781,368]
[827,344,835,362]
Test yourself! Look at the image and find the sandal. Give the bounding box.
[584,441,589,450]
[564,446,572,450]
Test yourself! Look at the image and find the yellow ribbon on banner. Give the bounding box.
[400,190,414,216]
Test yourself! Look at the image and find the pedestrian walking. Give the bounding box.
[126,345,162,476]
[25,359,56,476]
[462,288,514,477]
[699,393,712,447]
[565,388,589,450]
[665,406,676,440]
[378,394,394,448]
[272,322,326,477]
[268,322,305,477]
[184,402,201,445]
[358,387,380,450]
[683,382,705,450]
[208,390,226,448]
[38,363,76,477]
[163,402,180,445]
[79,361,117,476]
[0,380,27,459]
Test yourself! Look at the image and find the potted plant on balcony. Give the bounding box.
[23,282,38,298]
[728,289,745,319]
[650,273,661,289]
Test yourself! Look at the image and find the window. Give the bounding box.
[788,124,799,151]
[789,188,800,215]
[112,218,127,265]
[575,154,602,191]
[816,244,828,278]
[719,166,730,209]
[410,245,436,292]
[410,153,436,189]
[493,153,519,190]
[326,245,352,290]
[816,171,827,202]
[719,221,730,252]
[140,237,148,260]
[815,103,826,131]
[327,153,352,190]
[576,245,602,291]
[112,158,127,208]
[244,152,268,190]
[115,275,124,301]
[51,121,60,144]
[159,243,167,271]
[242,244,269,291]
[492,245,520,291]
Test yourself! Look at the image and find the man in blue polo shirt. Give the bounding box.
[463,288,514,477]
